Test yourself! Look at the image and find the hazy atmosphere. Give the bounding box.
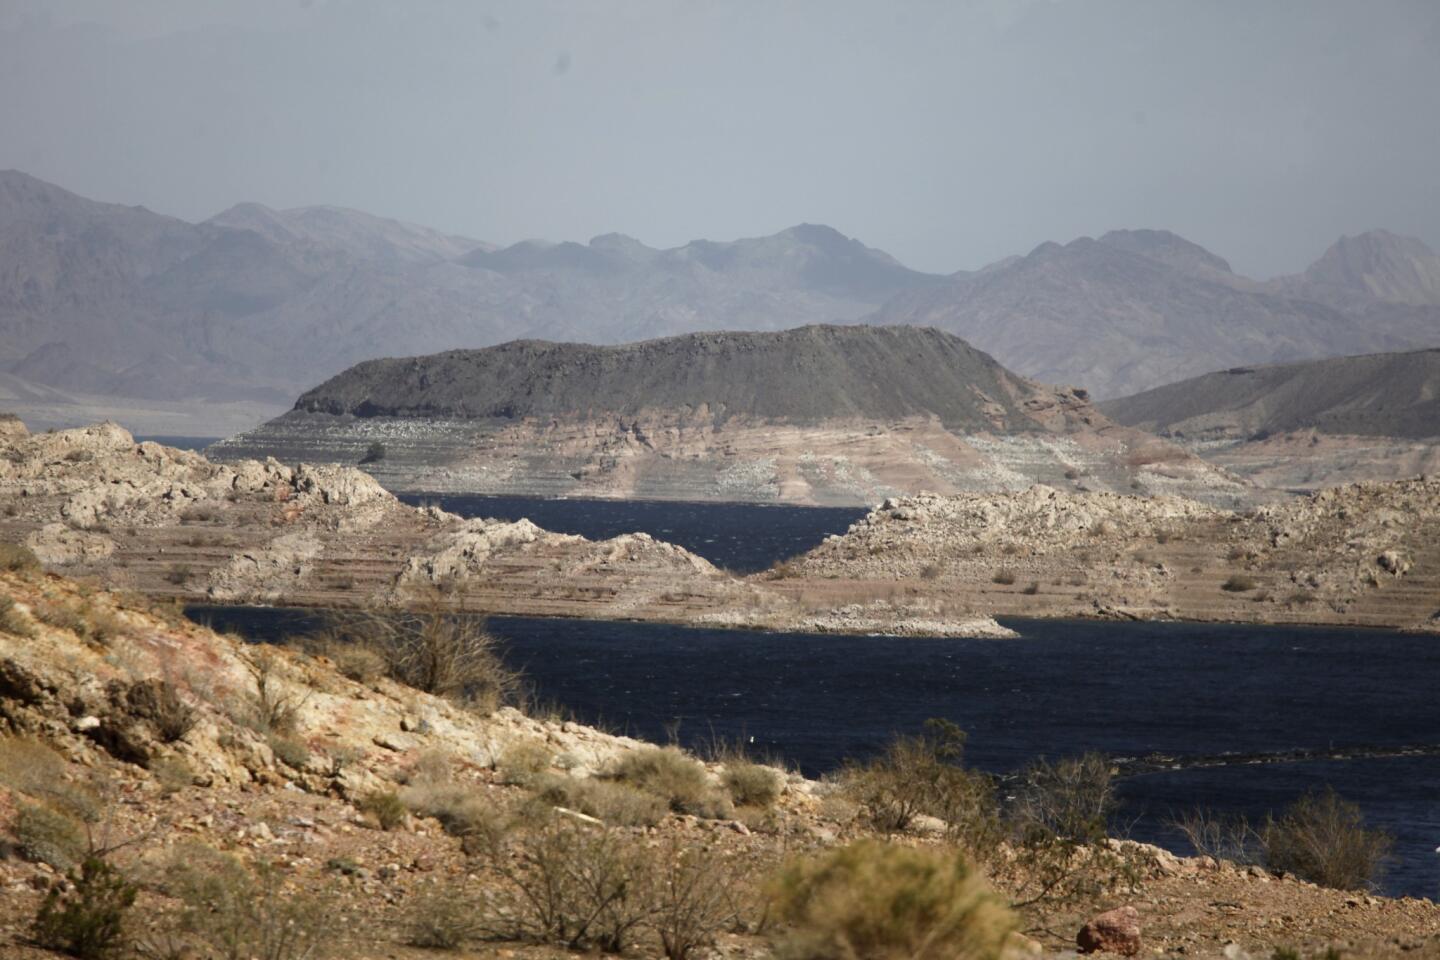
[4,0,1438,275]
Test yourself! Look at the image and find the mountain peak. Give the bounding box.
[1300,229,1440,306]
[1098,228,1234,277]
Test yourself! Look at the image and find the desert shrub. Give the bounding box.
[242,649,308,735]
[0,541,41,573]
[401,783,499,838]
[398,749,453,786]
[1222,574,1258,592]
[768,840,1016,960]
[1170,807,1258,864]
[531,774,668,828]
[650,843,749,960]
[407,887,480,949]
[497,738,554,786]
[150,756,195,796]
[1259,789,1392,890]
[122,679,195,743]
[1286,590,1317,605]
[36,599,91,638]
[322,611,520,711]
[1009,752,1114,842]
[359,442,387,465]
[991,569,1016,586]
[840,719,995,841]
[267,734,310,770]
[15,802,87,869]
[0,595,35,637]
[474,814,655,953]
[919,562,943,581]
[332,645,385,683]
[174,856,332,960]
[1021,581,1040,596]
[358,790,408,831]
[32,856,137,960]
[723,759,783,808]
[608,747,730,818]
[178,506,219,524]
[163,564,193,586]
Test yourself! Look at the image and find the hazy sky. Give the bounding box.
[2,0,1437,277]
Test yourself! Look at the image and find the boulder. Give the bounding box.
[1077,905,1141,956]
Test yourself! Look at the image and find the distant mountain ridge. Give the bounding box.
[1101,347,1440,441]
[2,169,1438,434]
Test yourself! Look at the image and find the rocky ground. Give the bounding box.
[0,568,1437,960]
[773,481,1440,631]
[1183,431,1440,492]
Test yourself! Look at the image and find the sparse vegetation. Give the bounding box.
[358,790,408,830]
[1222,574,1258,592]
[407,886,481,949]
[1260,788,1392,891]
[607,746,730,818]
[768,840,1016,960]
[32,856,137,960]
[359,441,387,465]
[0,594,36,637]
[15,802,88,869]
[171,854,333,960]
[722,758,783,808]
[1021,581,1040,595]
[0,541,41,573]
[162,563,193,586]
[991,569,1017,586]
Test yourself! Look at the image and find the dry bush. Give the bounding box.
[1222,574,1258,592]
[607,747,731,819]
[407,886,481,949]
[178,506,219,524]
[163,564,193,586]
[497,738,554,786]
[473,814,655,953]
[31,855,137,960]
[722,759,784,809]
[1009,753,1114,842]
[241,649,308,736]
[650,842,750,960]
[531,774,668,828]
[0,594,36,637]
[171,853,333,960]
[358,790,408,831]
[1169,807,1259,864]
[35,599,91,638]
[401,783,500,838]
[150,756,195,796]
[1021,581,1040,596]
[767,840,1016,960]
[840,719,994,840]
[266,735,310,770]
[397,749,453,786]
[1260,789,1392,891]
[919,562,943,581]
[991,569,1017,586]
[319,609,520,712]
[0,541,41,573]
[14,802,88,869]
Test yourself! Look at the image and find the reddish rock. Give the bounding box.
[1077,905,1142,956]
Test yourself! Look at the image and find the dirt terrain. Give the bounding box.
[0,569,1436,960]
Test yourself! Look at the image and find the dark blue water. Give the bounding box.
[394,493,866,573]
[189,605,1440,899]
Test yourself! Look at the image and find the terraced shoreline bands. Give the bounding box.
[1,417,1437,636]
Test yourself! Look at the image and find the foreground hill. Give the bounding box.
[1101,349,1440,490]
[867,229,1440,398]
[214,325,1247,506]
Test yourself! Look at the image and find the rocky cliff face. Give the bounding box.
[214,326,1250,507]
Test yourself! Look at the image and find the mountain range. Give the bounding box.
[1,169,1437,434]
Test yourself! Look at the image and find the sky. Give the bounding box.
[1,0,1438,277]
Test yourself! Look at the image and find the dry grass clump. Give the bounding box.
[1222,574,1258,592]
[14,802,88,869]
[991,569,1017,586]
[314,610,520,712]
[607,747,731,819]
[722,758,783,809]
[0,594,36,637]
[407,886,482,950]
[530,774,669,828]
[358,790,408,831]
[400,783,500,839]
[767,840,1016,960]
[497,738,554,786]
[0,541,41,573]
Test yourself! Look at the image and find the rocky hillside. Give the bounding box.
[866,229,1440,398]
[774,480,1440,631]
[1273,230,1440,308]
[214,326,1249,506]
[1102,348,1440,442]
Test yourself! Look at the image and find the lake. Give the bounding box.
[189,604,1440,899]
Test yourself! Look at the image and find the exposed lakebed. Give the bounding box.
[191,604,1440,898]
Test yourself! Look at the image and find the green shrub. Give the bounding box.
[723,760,783,808]
[840,719,995,839]
[32,856,137,960]
[1260,788,1392,890]
[358,790,408,831]
[1222,574,1258,592]
[15,802,87,869]
[0,541,41,573]
[608,747,730,818]
[768,840,1016,960]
